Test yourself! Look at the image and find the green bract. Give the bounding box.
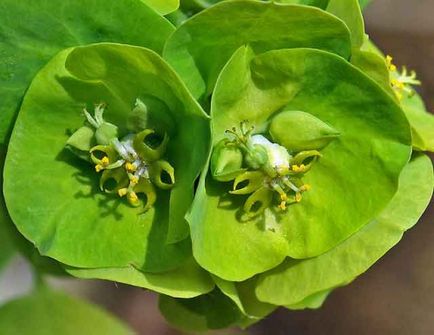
[188,46,411,281]
[164,0,352,101]
[4,43,212,295]
[0,0,432,332]
[0,287,132,334]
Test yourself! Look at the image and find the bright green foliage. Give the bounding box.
[0,0,174,146]
[0,288,132,334]
[0,147,15,272]
[66,258,214,298]
[164,0,352,101]
[4,44,210,276]
[142,0,179,14]
[0,0,431,332]
[188,46,411,281]
[326,0,365,48]
[159,289,243,332]
[255,154,433,305]
[401,94,434,152]
[351,50,396,97]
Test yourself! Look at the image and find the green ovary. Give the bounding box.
[212,121,322,218]
[71,102,175,210]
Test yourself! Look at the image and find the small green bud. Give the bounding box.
[65,126,95,161]
[211,140,245,182]
[95,122,118,146]
[244,144,268,170]
[270,111,339,152]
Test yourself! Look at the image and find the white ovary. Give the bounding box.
[250,135,291,174]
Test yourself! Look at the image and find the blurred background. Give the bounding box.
[1,0,434,334]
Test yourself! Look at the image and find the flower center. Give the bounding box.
[213,121,320,217]
[75,101,175,210]
[386,55,421,101]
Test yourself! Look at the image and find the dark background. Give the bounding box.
[1,1,433,334]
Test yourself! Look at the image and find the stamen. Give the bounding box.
[118,188,128,197]
[101,156,109,166]
[130,175,139,185]
[125,162,137,172]
[127,191,139,206]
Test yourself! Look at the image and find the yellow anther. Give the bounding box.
[391,79,404,89]
[95,164,104,172]
[278,201,287,211]
[130,176,139,185]
[127,191,139,204]
[300,184,311,192]
[118,188,128,197]
[292,164,306,173]
[101,156,110,166]
[386,55,397,72]
[280,193,288,202]
[125,162,136,172]
[295,193,302,203]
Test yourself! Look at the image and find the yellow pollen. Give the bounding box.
[127,192,139,203]
[300,184,311,192]
[101,156,109,166]
[280,193,288,202]
[292,165,300,172]
[295,193,302,203]
[95,164,104,172]
[125,162,136,172]
[130,176,139,185]
[118,188,128,197]
[386,55,397,72]
[279,201,287,211]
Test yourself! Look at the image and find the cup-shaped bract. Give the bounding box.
[188,46,412,282]
[3,43,213,297]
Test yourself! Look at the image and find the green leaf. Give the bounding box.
[326,0,365,48]
[350,49,396,98]
[255,154,433,305]
[276,0,329,9]
[285,289,332,310]
[401,94,434,152]
[358,0,372,9]
[141,0,179,15]
[0,288,132,334]
[0,0,174,145]
[164,0,352,102]
[159,289,243,332]
[213,276,275,321]
[65,258,214,298]
[188,46,411,281]
[4,43,210,273]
